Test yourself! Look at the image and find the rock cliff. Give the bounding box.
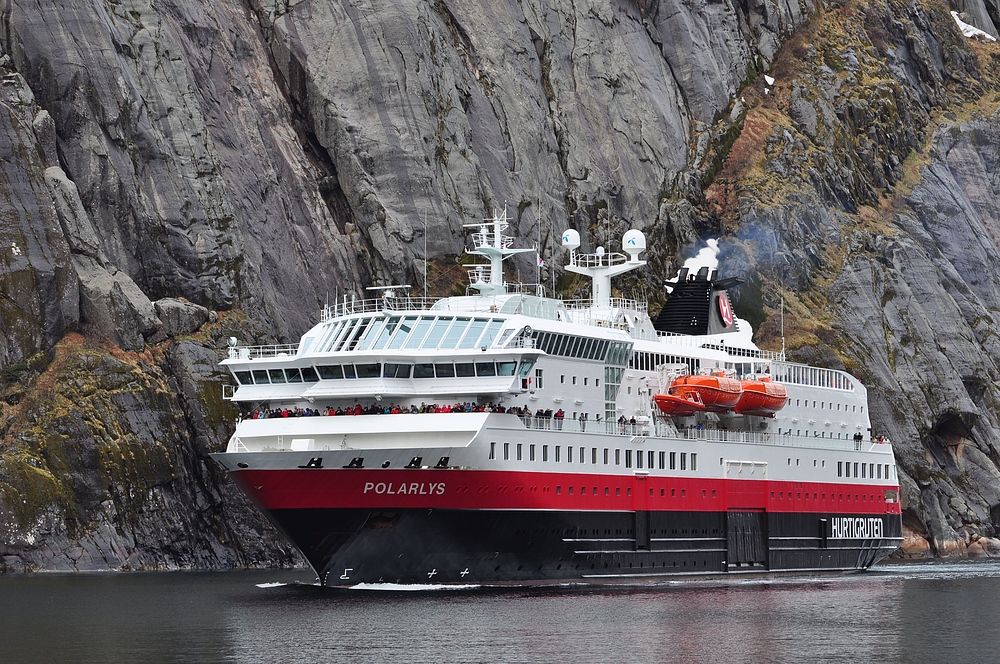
[0,0,999,569]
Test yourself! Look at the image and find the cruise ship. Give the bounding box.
[211,209,903,586]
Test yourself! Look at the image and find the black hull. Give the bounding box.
[264,508,903,587]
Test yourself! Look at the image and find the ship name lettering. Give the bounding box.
[363,481,446,495]
[830,517,883,539]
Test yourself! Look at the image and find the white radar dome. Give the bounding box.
[622,229,646,260]
[561,229,580,251]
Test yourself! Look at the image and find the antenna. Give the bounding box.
[423,209,428,300]
[781,294,786,357]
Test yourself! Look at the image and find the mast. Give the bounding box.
[464,205,535,297]
[561,228,647,308]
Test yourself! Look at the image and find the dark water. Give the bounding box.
[2,560,999,663]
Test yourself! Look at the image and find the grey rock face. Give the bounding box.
[0,0,998,570]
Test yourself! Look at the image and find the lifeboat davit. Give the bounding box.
[734,378,788,416]
[654,373,743,416]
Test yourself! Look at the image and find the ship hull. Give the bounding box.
[262,506,902,586]
[225,461,903,586]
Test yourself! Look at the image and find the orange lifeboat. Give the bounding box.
[654,372,743,416]
[734,378,787,417]
[652,391,706,416]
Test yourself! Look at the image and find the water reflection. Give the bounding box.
[2,562,999,663]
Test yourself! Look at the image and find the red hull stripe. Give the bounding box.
[231,468,901,516]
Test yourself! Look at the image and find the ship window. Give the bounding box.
[440,317,471,348]
[370,317,400,350]
[482,320,503,347]
[387,316,418,350]
[413,364,434,379]
[854,462,859,477]
[355,363,380,378]
[234,371,252,384]
[267,369,286,384]
[680,453,687,471]
[476,362,497,377]
[489,442,496,460]
[861,464,866,478]
[555,335,570,356]
[355,317,383,350]
[579,447,585,463]
[572,376,577,385]
[284,369,303,383]
[435,363,455,378]
[592,448,598,464]
[403,318,434,349]
[648,451,655,469]
[316,365,342,380]
[625,450,632,468]
[332,318,359,352]
[555,446,561,462]
[516,444,523,461]
[636,451,643,469]
[382,363,401,378]
[568,446,574,463]
[497,361,516,376]
[670,452,676,470]
[870,463,875,478]
[568,486,573,495]
[422,318,452,349]
[556,486,561,495]
[560,375,565,384]
[459,319,489,349]
[596,379,600,387]
[691,453,697,471]
[534,368,543,388]
[659,451,665,469]
[517,361,534,377]
[615,449,621,465]
[455,363,475,377]
[542,445,548,462]
[503,443,510,460]
[300,367,319,382]
[604,449,609,464]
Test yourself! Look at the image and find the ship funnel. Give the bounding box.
[561,229,581,251]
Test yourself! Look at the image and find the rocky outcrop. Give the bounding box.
[0,0,999,569]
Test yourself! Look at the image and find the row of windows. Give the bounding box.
[629,352,699,373]
[237,367,320,385]
[838,461,894,480]
[489,442,698,471]
[771,490,886,504]
[234,360,530,385]
[772,364,855,391]
[531,332,630,364]
[792,398,864,413]
[308,316,506,354]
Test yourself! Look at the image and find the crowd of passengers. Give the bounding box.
[248,402,554,418]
